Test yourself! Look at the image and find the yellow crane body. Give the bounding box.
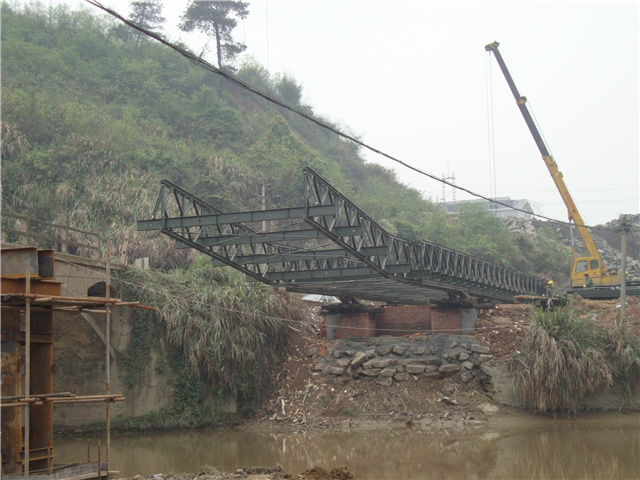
[485,41,621,288]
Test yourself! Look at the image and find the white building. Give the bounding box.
[441,197,534,219]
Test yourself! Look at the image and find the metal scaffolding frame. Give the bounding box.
[138,168,543,304]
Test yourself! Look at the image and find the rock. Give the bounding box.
[462,361,474,370]
[406,364,426,374]
[333,349,348,358]
[439,364,461,374]
[372,358,393,369]
[478,354,493,363]
[460,370,474,383]
[421,356,442,366]
[313,359,327,371]
[458,352,469,361]
[394,372,410,381]
[478,403,500,414]
[410,346,427,355]
[425,365,440,373]
[430,347,439,354]
[423,372,443,380]
[380,368,396,377]
[471,344,491,354]
[376,346,393,356]
[305,347,318,357]
[449,342,458,348]
[351,351,368,368]
[327,366,346,375]
[361,368,382,377]
[412,335,431,342]
[393,345,408,355]
[376,376,393,387]
[336,357,351,367]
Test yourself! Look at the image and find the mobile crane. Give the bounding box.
[485,41,621,290]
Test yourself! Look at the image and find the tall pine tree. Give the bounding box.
[130,0,165,45]
[180,1,249,71]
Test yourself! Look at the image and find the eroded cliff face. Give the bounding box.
[508,215,640,279]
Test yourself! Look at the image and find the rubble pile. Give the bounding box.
[309,334,492,387]
[503,215,640,277]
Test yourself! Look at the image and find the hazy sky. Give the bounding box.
[72,1,639,225]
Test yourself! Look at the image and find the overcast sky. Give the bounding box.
[72,1,639,225]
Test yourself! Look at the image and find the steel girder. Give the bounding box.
[137,169,543,304]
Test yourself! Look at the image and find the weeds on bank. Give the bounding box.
[115,258,304,417]
[512,301,640,412]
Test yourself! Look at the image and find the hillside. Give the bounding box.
[1,2,577,281]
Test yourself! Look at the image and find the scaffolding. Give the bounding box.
[1,246,146,478]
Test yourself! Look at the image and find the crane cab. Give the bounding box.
[572,256,620,288]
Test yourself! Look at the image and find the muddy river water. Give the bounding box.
[55,413,639,479]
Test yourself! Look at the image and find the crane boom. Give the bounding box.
[485,41,619,288]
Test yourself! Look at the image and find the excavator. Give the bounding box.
[485,41,626,293]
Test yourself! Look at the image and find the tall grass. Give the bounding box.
[116,258,303,412]
[512,302,640,412]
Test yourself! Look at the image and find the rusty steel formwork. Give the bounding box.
[1,246,128,477]
[1,248,57,474]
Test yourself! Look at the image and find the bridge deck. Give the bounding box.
[138,168,543,305]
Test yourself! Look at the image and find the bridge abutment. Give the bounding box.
[324,305,479,339]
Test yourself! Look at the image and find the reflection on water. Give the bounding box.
[55,414,640,479]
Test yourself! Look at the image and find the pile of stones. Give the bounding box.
[307,334,493,387]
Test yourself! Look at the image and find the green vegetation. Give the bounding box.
[512,302,640,412]
[1,2,569,282]
[116,258,303,417]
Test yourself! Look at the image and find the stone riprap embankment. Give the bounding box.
[307,334,492,386]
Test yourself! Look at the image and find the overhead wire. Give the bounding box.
[83,0,625,232]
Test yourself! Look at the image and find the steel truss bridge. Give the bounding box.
[138,168,543,305]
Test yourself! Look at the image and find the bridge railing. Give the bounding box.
[1,212,102,260]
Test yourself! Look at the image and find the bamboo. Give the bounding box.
[2,392,74,401]
[1,402,31,408]
[23,294,120,303]
[106,243,111,468]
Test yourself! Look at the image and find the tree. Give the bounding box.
[129,0,165,45]
[179,1,249,70]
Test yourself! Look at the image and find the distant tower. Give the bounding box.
[441,161,456,203]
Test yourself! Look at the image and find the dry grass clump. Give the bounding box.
[512,301,640,412]
[116,258,304,401]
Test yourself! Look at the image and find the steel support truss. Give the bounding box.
[138,168,543,304]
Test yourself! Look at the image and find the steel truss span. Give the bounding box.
[138,168,543,305]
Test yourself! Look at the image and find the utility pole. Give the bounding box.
[620,215,629,333]
[258,182,271,232]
